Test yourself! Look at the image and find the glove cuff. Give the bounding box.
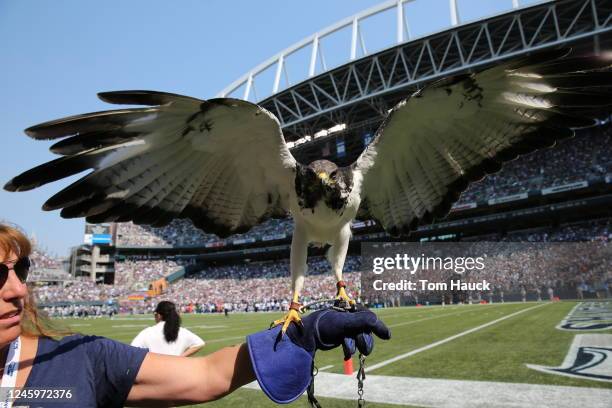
[247,325,313,404]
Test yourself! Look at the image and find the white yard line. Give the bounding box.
[318,365,334,371]
[246,372,612,408]
[388,310,472,328]
[387,306,506,328]
[366,303,548,372]
[205,335,245,344]
[376,304,494,320]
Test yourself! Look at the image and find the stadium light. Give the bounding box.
[328,123,346,134]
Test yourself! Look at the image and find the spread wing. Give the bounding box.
[353,49,612,236]
[4,91,297,237]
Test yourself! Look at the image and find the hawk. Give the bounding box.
[5,49,611,331]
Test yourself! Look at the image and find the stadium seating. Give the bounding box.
[33,219,610,314]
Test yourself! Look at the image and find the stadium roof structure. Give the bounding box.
[219,0,612,143]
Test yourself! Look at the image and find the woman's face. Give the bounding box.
[0,248,28,347]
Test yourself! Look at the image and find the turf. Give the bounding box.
[202,389,415,408]
[53,301,611,407]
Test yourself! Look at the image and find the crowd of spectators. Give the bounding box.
[34,221,611,315]
[116,218,293,248]
[33,277,127,304]
[114,259,183,289]
[33,255,363,309]
[501,219,611,242]
[29,246,63,270]
[29,269,72,281]
[135,270,362,315]
[151,256,362,313]
[27,245,71,281]
[458,128,611,203]
[31,219,611,312]
[41,304,118,318]
[365,220,611,305]
[28,214,612,317]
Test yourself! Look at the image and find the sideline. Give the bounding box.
[318,365,334,371]
[244,372,612,408]
[366,303,548,372]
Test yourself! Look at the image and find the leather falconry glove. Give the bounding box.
[247,306,391,403]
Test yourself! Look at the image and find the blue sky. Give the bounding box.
[0,0,542,256]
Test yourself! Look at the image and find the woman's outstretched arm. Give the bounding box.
[125,307,390,407]
[126,343,254,407]
[181,344,205,357]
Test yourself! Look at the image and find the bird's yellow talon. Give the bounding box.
[336,281,356,306]
[271,304,303,333]
[336,285,353,302]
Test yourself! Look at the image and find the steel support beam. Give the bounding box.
[255,0,610,136]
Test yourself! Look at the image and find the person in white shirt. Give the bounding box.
[131,301,205,357]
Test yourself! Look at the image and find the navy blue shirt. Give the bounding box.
[15,334,148,407]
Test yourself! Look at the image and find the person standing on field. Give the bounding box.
[131,301,205,357]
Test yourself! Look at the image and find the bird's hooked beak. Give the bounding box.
[317,172,333,186]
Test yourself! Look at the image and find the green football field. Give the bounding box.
[53,301,612,407]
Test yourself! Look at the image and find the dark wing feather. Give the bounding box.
[5,91,297,238]
[97,90,203,106]
[353,49,612,236]
[24,108,159,140]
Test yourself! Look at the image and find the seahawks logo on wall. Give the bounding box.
[527,334,612,383]
[557,301,612,331]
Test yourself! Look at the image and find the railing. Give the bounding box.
[218,0,551,101]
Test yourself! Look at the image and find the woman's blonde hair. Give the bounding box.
[0,223,72,338]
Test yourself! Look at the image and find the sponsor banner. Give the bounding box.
[527,334,612,382]
[336,138,346,158]
[85,223,112,245]
[232,237,256,245]
[417,195,611,234]
[127,294,146,301]
[419,218,470,231]
[557,301,612,331]
[487,193,528,205]
[541,181,588,195]
[352,220,376,229]
[261,233,286,241]
[205,241,226,248]
[606,174,611,184]
[450,202,477,212]
[243,244,288,254]
[92,234,111,245]
[85,224,110,235]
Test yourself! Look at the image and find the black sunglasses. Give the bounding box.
[0,257,30,287]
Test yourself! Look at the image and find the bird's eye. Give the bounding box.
[330,171,338,179]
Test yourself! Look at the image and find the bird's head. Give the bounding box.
[308,160,339,188]
[295,160,352,212]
